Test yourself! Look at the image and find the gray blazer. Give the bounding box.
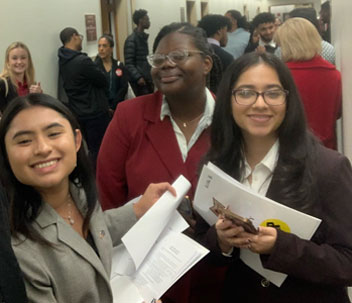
[12,185,138,303]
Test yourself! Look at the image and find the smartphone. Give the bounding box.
[210,198,258,234]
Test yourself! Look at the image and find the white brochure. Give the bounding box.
[111,175,209,303]
[193,163,321,287]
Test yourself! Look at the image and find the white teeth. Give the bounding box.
[35,160,57,169]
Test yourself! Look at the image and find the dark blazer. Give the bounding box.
[0,187,27,303]
[12,184,137,303]
[198,144,352,303]
[211,44,234,72]
[0,77,18,113]
[94,57,129,110]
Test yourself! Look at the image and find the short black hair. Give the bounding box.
[289,8,320,33]
[226,10,249,29]
[99,34,114,47]
[132,9,148,26]
[59,27,78,45]
[152,22,212,57]
[197,14,231,37]
[252,12,276,28]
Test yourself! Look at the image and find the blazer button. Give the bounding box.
[99,230,105,239]
[261,278,270,287]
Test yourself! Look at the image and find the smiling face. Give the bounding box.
[231,63,286,144]
[7,47,29,78]
[4,106,82,194]
[98,37,113,60]
[257,22,276,43]
[151,32,212,97]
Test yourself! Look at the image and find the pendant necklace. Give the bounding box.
[173,112,204,128]
[62,194,75,225]
[66,201,75,225]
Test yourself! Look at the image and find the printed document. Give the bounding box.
[111,175,209,302]
[193,163,321,287]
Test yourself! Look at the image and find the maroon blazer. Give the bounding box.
[287,56,342,150]
[96,90,211,210]
[199,144,352,302]
[97,91,228,303]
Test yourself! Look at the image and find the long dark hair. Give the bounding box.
[0,93,97,243]
[205,52,318,212]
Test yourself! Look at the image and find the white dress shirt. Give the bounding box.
[160,88,215,162]
[241,140,279,196]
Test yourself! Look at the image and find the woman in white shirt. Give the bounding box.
[197,52,352,302]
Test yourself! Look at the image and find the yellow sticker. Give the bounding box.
[260,219,291,233]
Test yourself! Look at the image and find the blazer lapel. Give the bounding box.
[36,200,110,284]
[89,208,113,277]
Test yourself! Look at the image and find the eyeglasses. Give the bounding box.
[232,89,288,106]
[78,34,84,40]
[147,49,203,68]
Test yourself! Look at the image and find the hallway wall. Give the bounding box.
[0,0,102,97]
[332,0,352,161]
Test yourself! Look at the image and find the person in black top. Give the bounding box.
[124,9,154,96]
[95,34,128,114]
[245,12,277,54]
[198,14,234,93]
[0,186,27,303]
[198,14,234,70]
[58,27,110,168]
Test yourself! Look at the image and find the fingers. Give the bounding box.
[158,182,176,197]
[29,84,42,93]
[133,182,175,219]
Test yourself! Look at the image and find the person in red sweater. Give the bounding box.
[274,17,341,149]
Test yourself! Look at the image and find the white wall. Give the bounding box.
[267,0,322,12]
[333,0,352,161]
[0,0,102,97]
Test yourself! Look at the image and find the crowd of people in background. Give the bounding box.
[1,1,351,303]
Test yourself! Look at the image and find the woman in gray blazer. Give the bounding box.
[0,93,174,303]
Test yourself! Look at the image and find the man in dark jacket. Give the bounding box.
[245,12,277,54]
[198,14,234,93]
[124,9,153,96]
[0,187,27,303]
[58,27,110,168]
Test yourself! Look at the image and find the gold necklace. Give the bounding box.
[62,194,75,225]
[173,112,204,128]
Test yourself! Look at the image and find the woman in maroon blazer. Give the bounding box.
[274,17,342,150]
[97,23,230,303]
[97,23,214,210]
[198,52,352,302]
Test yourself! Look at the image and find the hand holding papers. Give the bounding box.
[111,175,209,303]
[194,163,321,287]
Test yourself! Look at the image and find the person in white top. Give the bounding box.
[198,52,352,302]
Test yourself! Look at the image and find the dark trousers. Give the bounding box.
[130,80,154,97]
[78,113,111,170]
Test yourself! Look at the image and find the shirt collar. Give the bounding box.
[160,88,215,126]
[259,38,276,48]
[243,140,279,178]
[207,38,220,46]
